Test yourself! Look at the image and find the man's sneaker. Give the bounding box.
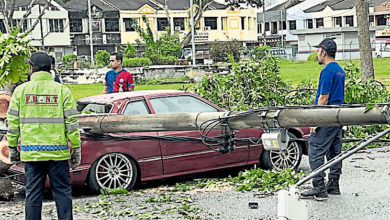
[300,185,328,201]
[326,179,341,195]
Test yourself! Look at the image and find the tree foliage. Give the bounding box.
[134,16,182,65]
[95,50,110,68]
[0,30,33,87]
[210,41,241,62]
[224,0,263,8]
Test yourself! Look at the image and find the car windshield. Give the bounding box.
[77,103,112,114]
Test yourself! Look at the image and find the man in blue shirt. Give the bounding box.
[301,38,345,201]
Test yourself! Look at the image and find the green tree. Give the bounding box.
[0,29,34,93]
[123,43,137,58]
[134,16,182,65]
[95,50,110,68]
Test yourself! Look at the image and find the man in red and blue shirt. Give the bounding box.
[103,53,134,94]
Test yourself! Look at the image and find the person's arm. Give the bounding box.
[127,73,134,91]
[317,94,329,105]
[63,87,81,149]
[6,88,20,148]
[103,73,108,94]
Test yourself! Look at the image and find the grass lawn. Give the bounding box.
[67,83,194,101]
[279,57,390,86]
[68,58,390,100]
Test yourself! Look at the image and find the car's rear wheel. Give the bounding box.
[260,133,302,171]
[88,153,138,194]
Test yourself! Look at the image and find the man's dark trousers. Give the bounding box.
[25,160,72,220]
[309,126,343,187]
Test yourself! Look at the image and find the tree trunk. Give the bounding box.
[356,0,375,82]
[181,1,213,47]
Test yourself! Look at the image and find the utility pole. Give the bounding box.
[190,0,196,66]
[88,0,94,66]
[39,4,45,48]
[280,8,283,47]
[262,3,266,46]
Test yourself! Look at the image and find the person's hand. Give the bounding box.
[9,147,20,164]
[310,127,317,134]
[71,148,81,169]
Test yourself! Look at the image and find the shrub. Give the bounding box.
[210,41,241,63]
[95,50,110,68]
[124,43,137,58]
[307,52,318,61]
[122,57,151,67]
[250,46,271,60]
[62,54,77,69]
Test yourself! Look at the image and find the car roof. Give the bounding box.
[77,90,190,104]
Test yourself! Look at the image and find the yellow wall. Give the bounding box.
[120,4,257,45]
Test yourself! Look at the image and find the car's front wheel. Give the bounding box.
[260,133,303,171]
[88,153,138,194]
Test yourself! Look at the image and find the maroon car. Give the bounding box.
[9,90,309,193]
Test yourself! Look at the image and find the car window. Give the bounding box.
[78,103,111,114]
[123,100,150,115]
[149,96,218,113]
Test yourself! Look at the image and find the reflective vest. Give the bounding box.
[7,71,81,161]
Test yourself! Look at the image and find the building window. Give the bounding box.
[221,17,227,31]
[173,18,185,31]
[241,17,245,30]
[0,19,6,33]
[265,22,269,31]
[333,17,342,27]
[289,20,296,30]
[345,16,354,27]
[70,18,82,32]
[157,18,169,31]
[306,19,313,29]
[123,18,135,31]
[12,19,28,32]
[92,20,101,32]
[377,15,386,26]
[257,23,261,33]
[316,18,323,28]
[105,18,119,32]
[369,15,374,23]
[49,19,64,32]
[204,17,217,30]
[279,21,286,30]
[271,22,277,34]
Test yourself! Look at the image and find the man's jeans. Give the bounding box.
[309,126,343,187]
[25,160,72,220]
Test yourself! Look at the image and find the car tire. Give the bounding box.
[87,153,138,194]
[260,133,303,171]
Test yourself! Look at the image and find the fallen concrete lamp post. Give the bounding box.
[78,105,389,133]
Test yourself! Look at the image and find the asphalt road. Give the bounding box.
[1,145,389,220]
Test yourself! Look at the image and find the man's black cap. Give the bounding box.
[314,38,337,56]
[25,52,51,70]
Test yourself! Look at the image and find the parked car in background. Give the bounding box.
[8,90,310,193]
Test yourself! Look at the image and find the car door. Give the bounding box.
[148,95,249,175]
[119,98,163,179]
